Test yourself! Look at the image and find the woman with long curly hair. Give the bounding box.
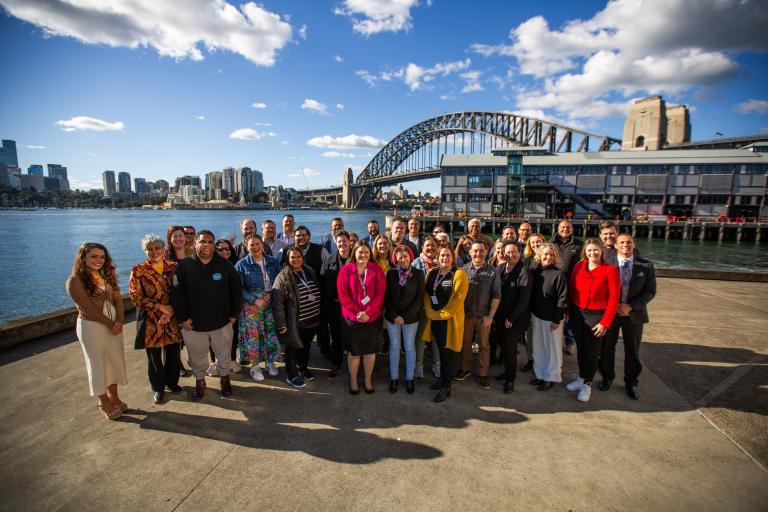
[66,243,128,420]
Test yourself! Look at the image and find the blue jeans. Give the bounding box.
[386,320,418,380]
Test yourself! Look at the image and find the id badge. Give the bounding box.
[361,295,371,305]
[431,295,439,305]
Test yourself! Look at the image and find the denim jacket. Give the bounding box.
[235,254,280,304]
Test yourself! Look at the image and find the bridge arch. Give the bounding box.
[353,111,621,207]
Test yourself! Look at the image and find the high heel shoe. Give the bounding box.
[364,385,375,394]
[98,403,122,420]
[349,383,360,395]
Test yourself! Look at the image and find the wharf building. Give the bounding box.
[439,97,768,220]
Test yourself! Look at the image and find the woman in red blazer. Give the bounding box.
[566,238,619,403]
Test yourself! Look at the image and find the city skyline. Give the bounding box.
[1,0,767,195]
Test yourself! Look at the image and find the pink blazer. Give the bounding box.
[337,262,386,322]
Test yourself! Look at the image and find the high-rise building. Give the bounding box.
[252,169,264,193]
[102,170,116,197]
[0,140,18,168]
[28,164,43,176]
[47,164,70,190]
[20,174,44,190]
[134,177,149,194]
[117,171,131,194]
[221,167,235,194]
[175,175,201,190]
[235,167,253,200]
[154,180,169,193]
[206,170,223,199]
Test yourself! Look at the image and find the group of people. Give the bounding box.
[66,214,656,421]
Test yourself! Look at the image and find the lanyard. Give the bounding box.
[294,270,310,290]
[433,269,451,295]
[357,268,367,293]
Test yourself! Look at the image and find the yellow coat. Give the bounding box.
[421,268,468,353]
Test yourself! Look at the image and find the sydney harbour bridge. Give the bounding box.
[297,111,622,209]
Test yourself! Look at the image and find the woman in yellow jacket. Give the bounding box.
[422,247,469,402]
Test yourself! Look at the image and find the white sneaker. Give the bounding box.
[207,362,219,377]
[577,382,592,402]
[566,376,584,391]
[266,364,279,377]
[432,363,441,379]
[250,366,265,382]
[231,361,242,373]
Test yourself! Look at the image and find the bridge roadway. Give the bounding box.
[0,278,766,511]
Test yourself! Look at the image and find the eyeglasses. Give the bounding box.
[216,247,231,253]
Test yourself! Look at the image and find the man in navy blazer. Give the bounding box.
[599,233,656,399]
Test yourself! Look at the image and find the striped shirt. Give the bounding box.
[294,271,321,328]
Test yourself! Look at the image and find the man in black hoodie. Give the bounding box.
[171,230,242,400]
[550,219,582,355]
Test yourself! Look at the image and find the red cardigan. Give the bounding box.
[337,262,386,323]
[568,261,620,328]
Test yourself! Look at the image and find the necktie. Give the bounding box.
[621,260,631,303]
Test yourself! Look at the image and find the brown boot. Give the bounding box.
[192,378,206,400]
[220,376,232,396]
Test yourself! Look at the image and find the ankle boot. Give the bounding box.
[433,387,451,403]
[192,378,206,400]
[220,376,232,396]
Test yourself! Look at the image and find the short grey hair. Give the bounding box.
[141,234,165,251]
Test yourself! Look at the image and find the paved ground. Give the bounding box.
[0,277,766,512]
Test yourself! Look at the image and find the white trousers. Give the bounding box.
[531,314,564,383]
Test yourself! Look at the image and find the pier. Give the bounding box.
[0,276,766,510]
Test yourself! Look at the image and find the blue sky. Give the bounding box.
[1,0,767,194]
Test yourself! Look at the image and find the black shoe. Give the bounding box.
[406,380,415,394]
[349,383,360,395]
[220,376,232,397]
[529,378,544,386]
[627,385,640,400]
[454,369,471,381]
[537,381,554,391]
[433,387,451,403]
[365,386,375,394]
[299,368,315,381]
[166,384,182,394]
[152,391,164,404]
[429,381,442,391]
[494,372,506,381]
[503,381,514,394]
[598,379,613,391]
[520,360,533,372]
[328,366,341,379]
[192,379,206,400]
[389,379,398,393]
[476,376,491,390]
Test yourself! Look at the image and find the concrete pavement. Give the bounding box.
[0,277,766,511]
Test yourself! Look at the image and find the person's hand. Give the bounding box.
[504,319,513,329]
[278,326,288,334]
[111,321,123,334]
[592,323,607,337]
[618,303,632,316]
[182,319,193,331]
[229,317,237,325]
[255,298,265,309]
[157,304,173,317]
[158,313,171,325]
[549,321,560,332]
[481,315,492,329]
[263,294,270,305]
[357,311,370,323]
[394,316,404,325]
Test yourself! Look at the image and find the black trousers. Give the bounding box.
[285,326,318,379]
[569,307,604,383]
[317,318,331,352]
[495,317,526,383]
[431,320,457,390]
[327,305,344,368]
[146,343,181,392]
[600,316,644,386]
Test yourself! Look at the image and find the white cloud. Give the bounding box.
[69,176,103,190]
[0,0,295,67]
[460,71,483,93]
[229,128,263,140]
[289,167,320,177]
[253,122,272,126]
[322,151,363,158]
[252,102,268,109]
[301,98,329,115]
[306,134,385,149]
[334,0,420,35]
[439,94,455,101]
[25,144,45,149]
[470,0,767,121]
[298,24,307,40]
[195,115,205,120]
[281,140,290,144]
[334,54,344,62]
[336,103,345,110]
[267,131,277,137]
[56,115,124,132]
[735,99,768,115]
[357,58,472,92]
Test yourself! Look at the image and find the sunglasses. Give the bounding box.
[216,247,231,252]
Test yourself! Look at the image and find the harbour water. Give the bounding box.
[0,209,765,324]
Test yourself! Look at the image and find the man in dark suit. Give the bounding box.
[599,220,619,267]
[319,217,344,254]
[599,233,657,400]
